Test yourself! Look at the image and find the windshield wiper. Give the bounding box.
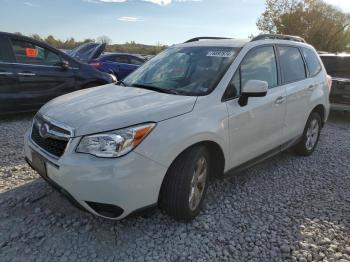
[131,83,179,95]
[116,80,126,86]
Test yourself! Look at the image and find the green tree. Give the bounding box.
[257,0,350,52]
[96,35,112,45]
[30,34,42,41]
[45,35,59,48]
[16,32,167,55]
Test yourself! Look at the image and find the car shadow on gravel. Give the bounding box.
[0,112,34,168]
[0,111,349,261]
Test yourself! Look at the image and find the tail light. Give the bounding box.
[326,75,332,91]
[91,62,102,69]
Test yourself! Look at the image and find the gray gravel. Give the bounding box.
[0,112,349,262]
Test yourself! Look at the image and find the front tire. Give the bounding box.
[159,145,211,222]
[293,112,322,156]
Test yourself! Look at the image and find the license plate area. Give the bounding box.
[31,150,47,177]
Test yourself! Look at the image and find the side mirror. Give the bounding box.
[60,60,69,70]
[239,80,268,107]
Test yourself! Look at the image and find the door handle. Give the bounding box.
[0,72,13,75]
[275,96,285,104]
[308,85,315,90]
[18,72,36,76]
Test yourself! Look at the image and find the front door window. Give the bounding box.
[11,39,61,66]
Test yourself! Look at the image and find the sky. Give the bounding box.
[0,0,349,45]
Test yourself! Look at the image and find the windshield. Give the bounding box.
[321,56,350,78]
[123,46,239,96]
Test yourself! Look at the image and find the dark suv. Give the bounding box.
[319,53,350,111]
[0,32,113,114]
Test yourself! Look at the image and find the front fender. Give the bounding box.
[134,102,229,172]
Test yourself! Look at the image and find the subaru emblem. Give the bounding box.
[39,123,50,138]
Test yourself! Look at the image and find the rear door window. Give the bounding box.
[302,47,322,77]
[11,39,61,66]
[128,56,144,65]
[277,46,306,84]
[111,55,129,64]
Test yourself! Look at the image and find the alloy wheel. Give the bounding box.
[189,156,208,211]
[305,119,319,151]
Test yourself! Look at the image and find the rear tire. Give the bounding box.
[159,145,211,222]
[293,112,322,156]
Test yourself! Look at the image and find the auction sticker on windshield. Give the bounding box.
[207,50,235,58]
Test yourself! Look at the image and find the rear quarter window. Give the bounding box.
[0,47,9,62]
[0,37,13,62]
[302,48,322,77]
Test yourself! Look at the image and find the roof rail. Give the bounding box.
[184,37,232,43]
[251,34,306,43]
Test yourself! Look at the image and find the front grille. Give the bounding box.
[31,116,71,158]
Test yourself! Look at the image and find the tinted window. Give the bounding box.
[111,55,129,64]
[0,51,6,62]
[302,48,322,77]
[11,39,61,66]
[278,46,306,83]
[0,43,10,62]
[320,56,350,78]
[0,37,12,62]
[241,46,278,88]
[129,56,144,65]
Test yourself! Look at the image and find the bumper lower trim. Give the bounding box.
[25,157,86,212]
[85,201,124,218]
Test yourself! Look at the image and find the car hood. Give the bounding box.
[68,42,106,63]
[39,84,197,136]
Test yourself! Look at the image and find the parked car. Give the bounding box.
[0,32,114,114]
[319,53,350,111]
[90,53,146,80]
[25,34,330,221]
[140,54,155,60]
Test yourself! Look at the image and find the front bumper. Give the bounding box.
[24,130,167,219]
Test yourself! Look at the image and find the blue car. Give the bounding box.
[90,53,146,80]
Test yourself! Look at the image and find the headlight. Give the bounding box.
[109,73,117,82]
[76,123,155,158]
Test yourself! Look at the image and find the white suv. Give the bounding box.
[24,35,330,221]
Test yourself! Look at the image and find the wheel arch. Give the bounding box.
[157,140,226,203]
[311,104,326,127]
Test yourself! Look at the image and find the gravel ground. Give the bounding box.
[0,112,349,262]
